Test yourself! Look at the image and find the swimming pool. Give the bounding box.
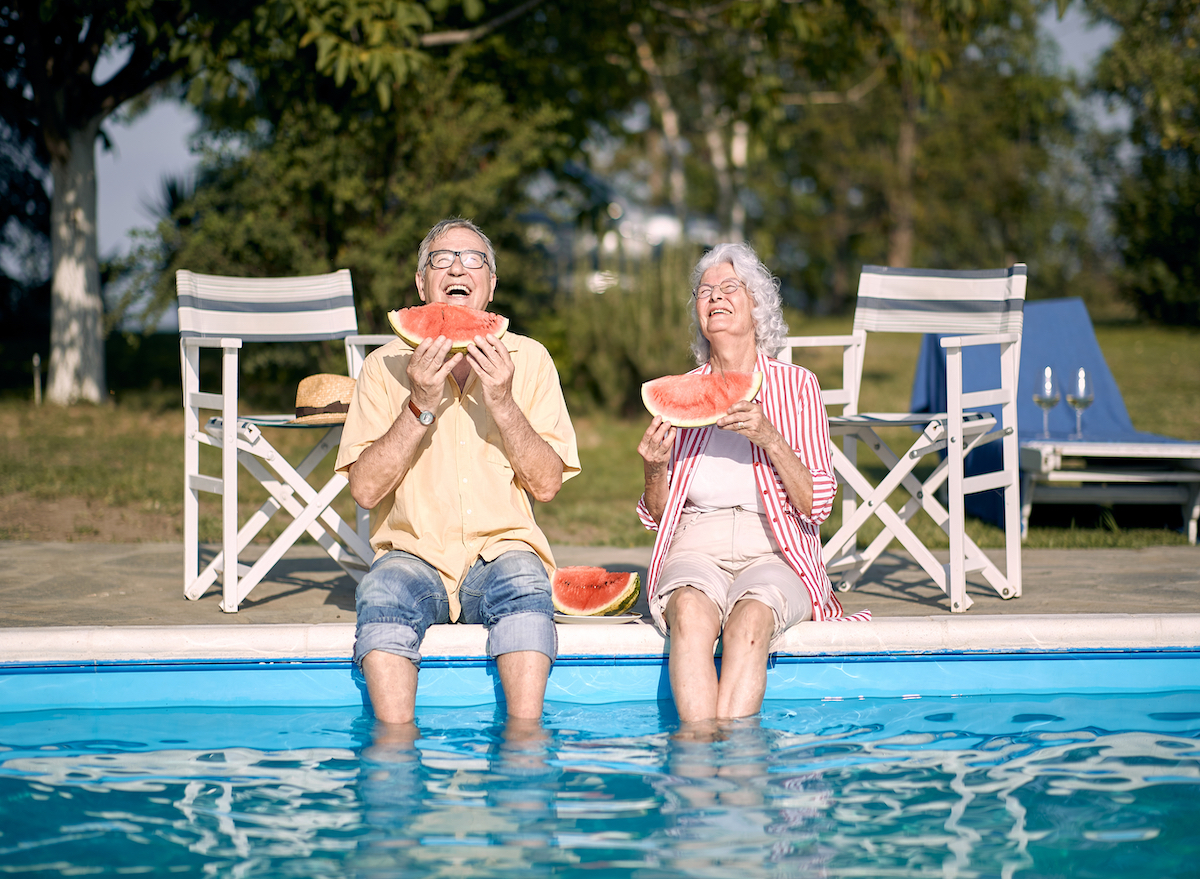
[2,615,1199,877]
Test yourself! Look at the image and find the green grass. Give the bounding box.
[2,319,1197,547]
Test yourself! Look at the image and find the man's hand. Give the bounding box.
[407,336,459,411]
[462,333,564,503]
[464,333,516,412]
[348,336,456,510]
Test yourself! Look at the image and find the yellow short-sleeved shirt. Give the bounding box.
[334,332,580,619]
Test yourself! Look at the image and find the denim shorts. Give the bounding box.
[354,549,557,667]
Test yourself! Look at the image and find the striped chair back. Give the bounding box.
[177,269,359,341]
[853,265,1027,336]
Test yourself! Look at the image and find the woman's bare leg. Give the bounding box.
[665,587,723,722]
[714,598,774,719]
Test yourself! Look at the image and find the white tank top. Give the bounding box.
[684,427,763,513]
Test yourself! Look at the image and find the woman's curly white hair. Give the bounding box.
[688,242,789,365]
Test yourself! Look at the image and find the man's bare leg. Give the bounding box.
[496,650,551,719]
[714,598,774,719]
[664,587,723,723]
[362,650,419,724]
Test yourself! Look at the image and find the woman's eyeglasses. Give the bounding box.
[428,249,489,270]
[694,279,745,300]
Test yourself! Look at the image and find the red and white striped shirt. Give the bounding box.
[637,351,871,622]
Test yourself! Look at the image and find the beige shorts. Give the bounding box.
[650,506,814,648]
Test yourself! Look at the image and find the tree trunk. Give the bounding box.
[47,118,106,405]
[729,120,749,242]
[887,97,917,268]
[886,2,918,269]
[628,23,687,225]
[698,80,733,236]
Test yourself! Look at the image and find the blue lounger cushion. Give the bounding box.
[911,297,1191,526]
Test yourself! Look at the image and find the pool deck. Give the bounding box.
[1,540,1198,664]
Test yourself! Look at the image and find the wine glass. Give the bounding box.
[1066,367,1094,439]
[1032,365,1060,438]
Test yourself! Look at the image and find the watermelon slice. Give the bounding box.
[552,566,641,616]
[641,371,763,427]
[387,302,509,351]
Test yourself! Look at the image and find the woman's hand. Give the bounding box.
[638,416,676,526]
[638,415,677,468]
[717,401,779,449]
[719,401,815,516]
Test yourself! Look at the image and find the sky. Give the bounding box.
[93,6,1119,260]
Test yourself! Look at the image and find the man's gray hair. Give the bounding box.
[688,242,789,364]
[417,218,497,275]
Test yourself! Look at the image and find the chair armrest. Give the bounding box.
[181,337,244,349]
[345,334,395,346]
[783,333,863,348]
[939,331,1020,349]
[344,334,395,379]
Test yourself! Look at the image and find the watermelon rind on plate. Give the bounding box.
[387,302,509,352]
[640,371,763,427]
[552,566,641,617]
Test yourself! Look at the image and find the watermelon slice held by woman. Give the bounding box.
[641,370,763,427]
[636,242,869,725]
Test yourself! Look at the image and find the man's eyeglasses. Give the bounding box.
[428,249,489,270]
[694,278,745,300]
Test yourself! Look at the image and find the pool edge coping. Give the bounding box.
[4,613,1200,664]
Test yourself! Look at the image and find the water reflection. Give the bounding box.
[0,694,1197,877]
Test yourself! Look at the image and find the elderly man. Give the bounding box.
[336,218,580,725]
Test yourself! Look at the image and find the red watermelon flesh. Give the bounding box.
[552,566,641,616]
[641,371,763,427]
[388,302,509,351]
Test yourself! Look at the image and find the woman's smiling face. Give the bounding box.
[696,262,755,346]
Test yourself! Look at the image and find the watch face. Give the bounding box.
[419,410,435,426]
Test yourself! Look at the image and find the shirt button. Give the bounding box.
[463,478,468,483]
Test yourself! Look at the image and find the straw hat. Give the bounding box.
[290,374,356,425]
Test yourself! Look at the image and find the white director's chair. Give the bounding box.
[781,264,1027,612]
[178,269,391,612]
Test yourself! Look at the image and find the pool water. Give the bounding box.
[2,692,1198,877]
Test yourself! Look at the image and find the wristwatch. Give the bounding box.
[408,399,435,426]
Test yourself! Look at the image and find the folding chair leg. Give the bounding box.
[1185,484,1200,546]
[228,476,350,610]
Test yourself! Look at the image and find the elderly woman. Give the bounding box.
[637,243,864,724]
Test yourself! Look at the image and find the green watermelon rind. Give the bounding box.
[640,371,763,427]
[552,567,641,617]
[387,303,509,352]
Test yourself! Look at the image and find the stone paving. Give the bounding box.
[2,540,1196,628]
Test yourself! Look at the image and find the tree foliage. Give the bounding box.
[528,1,1092,315]
[1,0,273,403]
[123,54,566,339]
[17,0,1185,409]
[0,0,516,402]
[1089,0,1200,325]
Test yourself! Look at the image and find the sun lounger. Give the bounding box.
[912,297,1200,543]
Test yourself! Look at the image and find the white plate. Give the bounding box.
[554,613,642,625]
